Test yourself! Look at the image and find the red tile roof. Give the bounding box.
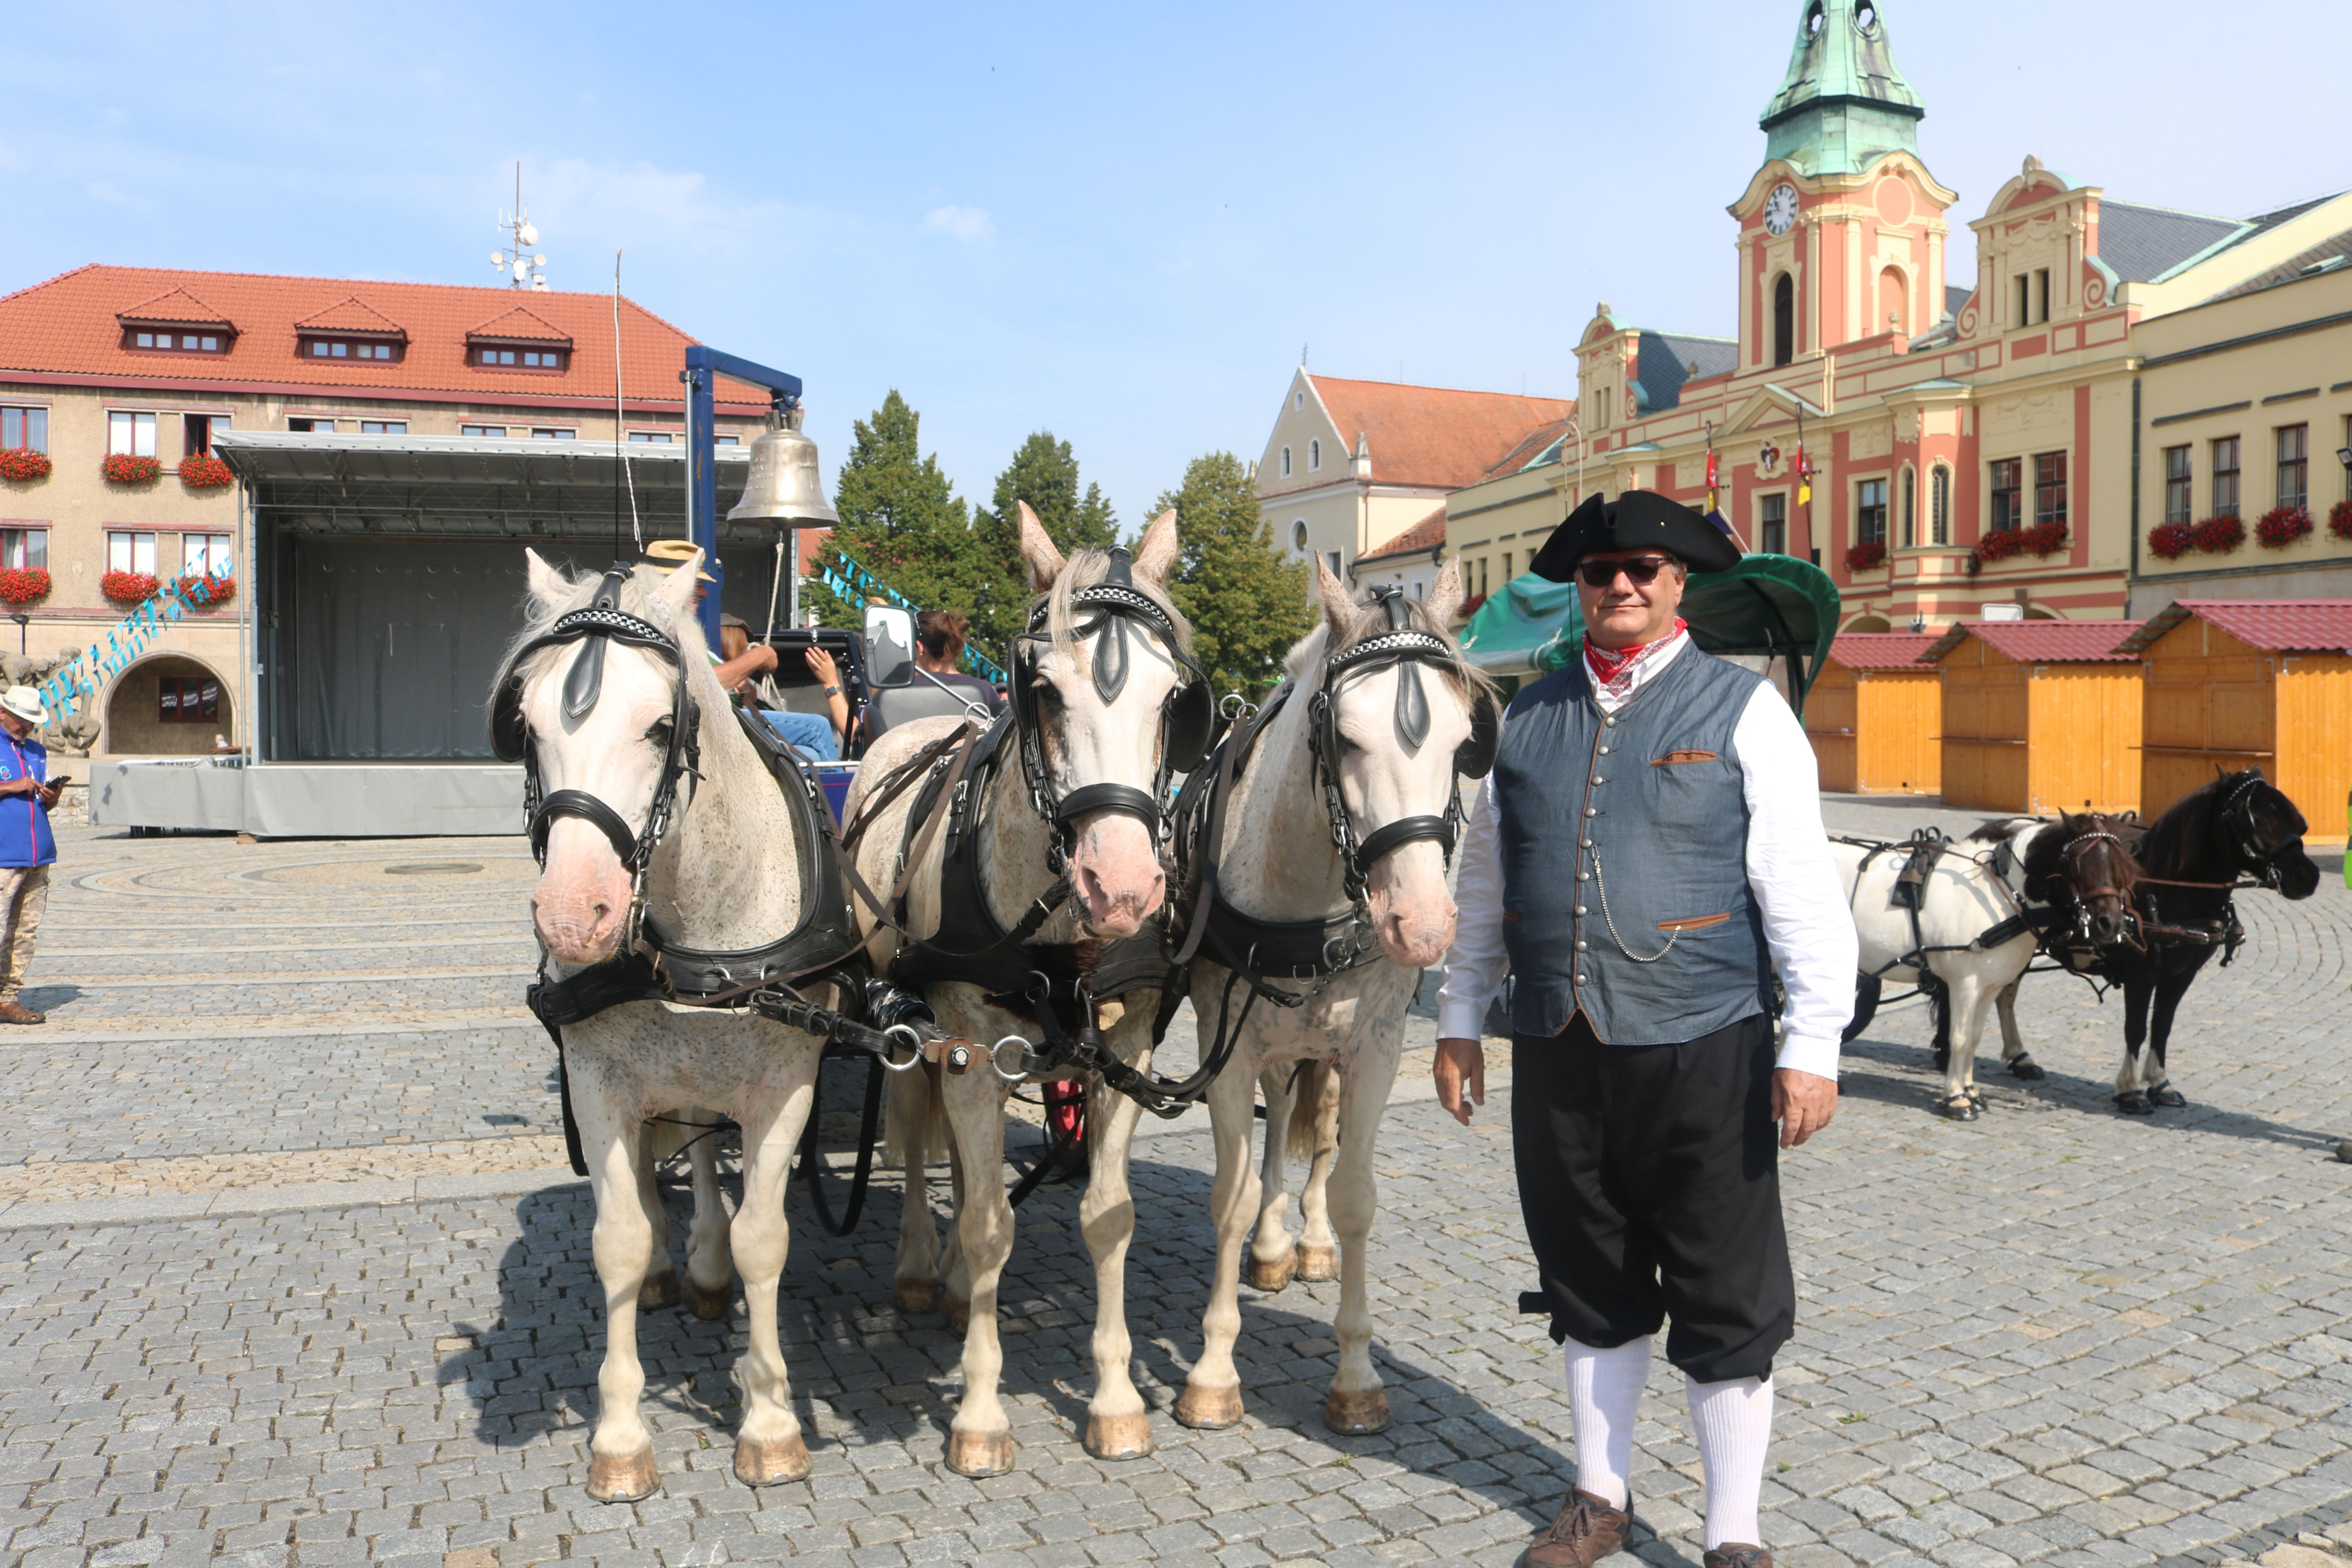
[1356,506,1448,566]
[0,263,762,408]
[2117,599,2352,655]
[1292,374,1575,492]
[292,295,407,337]
[1827,632,1941,670]
[1479,416,1574,482]
[1921,620,2143,665]
[469,304,571,344]
[117,285,234,328]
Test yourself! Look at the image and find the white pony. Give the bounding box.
[503,550,829,1501]
[844,505,1187,1476]
[1174,559,1485,1436]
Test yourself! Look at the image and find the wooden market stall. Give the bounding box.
[1806,633,1942,794]
[2117,600,2352,844]
[1922,620,2144,814]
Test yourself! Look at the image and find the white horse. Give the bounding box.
[503,550,829,1501]
[844,503,1187,1476]
[1174,559,1486,1436]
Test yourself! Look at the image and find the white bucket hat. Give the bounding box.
[0,687,47,727]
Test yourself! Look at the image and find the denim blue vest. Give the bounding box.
[1495,647,1769,1044]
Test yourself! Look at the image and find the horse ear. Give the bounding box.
[1132,508,1180,586]
[1315,552,1358,641]
[1426,557,1466,627]
[1018,501,1065,593]
[654,550,702,621]
[524,548,571,617]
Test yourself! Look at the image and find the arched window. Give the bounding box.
[1280,445,1292,477]
[1292,520,1309,552]
[1880,266,1909,337]
[1294,390,1304,410]
[1900,466,1916,547]
[1931,465,1951,545]
[1772,273,1795,367]
[1309,438,1321,471]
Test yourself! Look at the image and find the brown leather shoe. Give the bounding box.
[0,999,42,1025]
[1520,1488,1630,1568]
[1705,1545,1773,1568]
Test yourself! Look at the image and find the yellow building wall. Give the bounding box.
[2024,665,2141,814]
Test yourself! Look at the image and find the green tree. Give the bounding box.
[967,430,1121,651]
[804,390,984,634]
[1155,451,1314,697]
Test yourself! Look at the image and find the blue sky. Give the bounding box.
[4,2,2347,532]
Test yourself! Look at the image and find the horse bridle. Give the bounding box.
[1008,546,1212,866]
[1307,586,1499,902]
[490,566,703,893]
[2217,770,2292,889]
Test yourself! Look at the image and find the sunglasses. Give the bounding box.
[1575,555,1677,588]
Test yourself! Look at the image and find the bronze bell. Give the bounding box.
[726,404,839,527]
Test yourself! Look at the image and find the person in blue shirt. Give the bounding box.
[0,686,62,1025]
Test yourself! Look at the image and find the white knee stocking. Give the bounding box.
[1685,1374,1775,1548]
[1561,1337,1651,1508]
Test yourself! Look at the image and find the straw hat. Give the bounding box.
[0,687,48,727]
[644,539,716,583]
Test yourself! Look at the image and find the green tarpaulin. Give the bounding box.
[1457,554,1842,715]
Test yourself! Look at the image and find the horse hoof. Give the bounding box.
[1937,1096,1979,1122]
[684,1278,732,1321]
[637,1271,682,1311]
[1084,1412,1155,1460]
[2008,1054,2047,1081]
[945,1428,1014,1477]
[1294,1243,1341,1282]
[2115,1091,2154,1116]
[1325,1388,1392,1436]
[1173,1383,1245,1430]
[1964,1085,1987,1107]
[733,1431,811,1487]
[942,1292,971,1335]
[1245,1250,1296,1292]
[892,1276,938,1314]
[2149,1083,2187,1109]
[587,1448,659,1503]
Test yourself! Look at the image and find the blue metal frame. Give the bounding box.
[681,345,804,649]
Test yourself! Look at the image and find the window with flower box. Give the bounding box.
[2211,437,2240,518]
[1988,458,2022,532]
[2163,445,2192,526]
[182,413,230,457]
[2275,425,2307,513]
[158,676,221,725]
[472,346,567,370]
[183,534,231,575]
[1,529,46,570]
[2034,452,2067,528]
[301,338,401,362]
[1856,478,1887,544]
[109,411,158,457]
[1,407,47,454]
[107,531,157,575]
[126,330,228,354]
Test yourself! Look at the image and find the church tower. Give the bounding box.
[1729,0,1954,372]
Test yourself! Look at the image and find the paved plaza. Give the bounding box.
[0,805,2345,1568]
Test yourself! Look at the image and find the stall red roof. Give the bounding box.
[1826,632,1940,670]
[2116,600,2352,655]
[1920,620,2144,664]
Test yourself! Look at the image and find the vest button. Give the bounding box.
[1604,717,1617,728]
[1580,838,1592,848]
[1597,746,1610,755]
[1577,871,1589,881]
[1575,940,1588,952]
[1584,806,1597,817]
[1575,974,1587,985]
[1574,905,1587,916]
[1590,775,1603,786]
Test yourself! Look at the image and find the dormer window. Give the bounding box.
[472,345,568,370]
[126,330,229,354]
[301,337,403,362]
[116,287,237,357]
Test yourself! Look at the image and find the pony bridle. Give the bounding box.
[2057,827,2131,934]
[1010,546,1212,868]
[490,566,702,917]
[1308,586,1499,904]
[2219,771,2287,887]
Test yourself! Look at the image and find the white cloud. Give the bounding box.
[923,204,995,246]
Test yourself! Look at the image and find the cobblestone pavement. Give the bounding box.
[0,812,2345,1568]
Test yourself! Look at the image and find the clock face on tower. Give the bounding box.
[1764,183,1799,236]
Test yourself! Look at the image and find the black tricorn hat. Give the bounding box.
[1527,489,1742,581]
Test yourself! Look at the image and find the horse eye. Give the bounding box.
[646,718,673,746]
[1032,681,1063,709]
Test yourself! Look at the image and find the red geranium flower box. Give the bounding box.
[2191,514,2246,554]
[0,568,50,605]
[180,573,235,606]
[2254,505,2312,549]
[0,449,51,483]
[2018,521,2068,557]
[1844,540,1887,572]
[101,570,160,604]
[2149,521,2194,560]
[178,455,234,489]
[101,453,163,485]
[2331,499,2352,542]
[1974,529,2022,564]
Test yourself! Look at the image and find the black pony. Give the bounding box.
[2085,767,2318,1114]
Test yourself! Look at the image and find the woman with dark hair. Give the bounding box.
[915,610,1002,714]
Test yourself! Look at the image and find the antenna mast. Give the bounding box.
[492,162,549,290]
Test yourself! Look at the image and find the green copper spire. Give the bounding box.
[1759,0,1925,177]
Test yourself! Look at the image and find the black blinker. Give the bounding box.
[561,567,633,724]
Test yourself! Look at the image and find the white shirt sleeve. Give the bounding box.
[1734,683,1857,1078]
[1435,719,1510,1042]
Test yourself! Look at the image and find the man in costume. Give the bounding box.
[1433,490,1855,1568]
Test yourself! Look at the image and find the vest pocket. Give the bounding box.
[1656,912,1730,931]
[1650,750,1719,765]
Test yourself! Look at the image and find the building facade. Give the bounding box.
[1442,0,2352,632]
[0,265,771,754]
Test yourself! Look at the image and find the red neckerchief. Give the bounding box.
[1584,618,1688,697]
